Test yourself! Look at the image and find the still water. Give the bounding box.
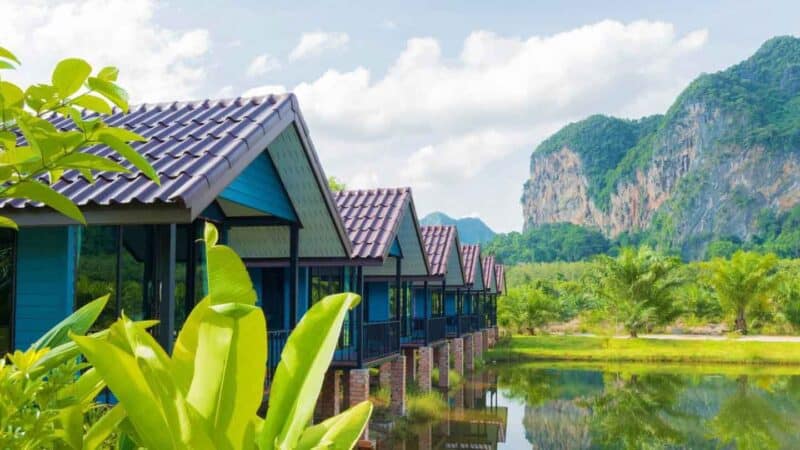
[375,363,800,450]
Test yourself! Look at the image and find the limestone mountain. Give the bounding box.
[522,36,800,259]
[420,212,496,244]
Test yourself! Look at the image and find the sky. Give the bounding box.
[2,0,798,232]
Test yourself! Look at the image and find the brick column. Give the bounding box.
[482,330,489,353]
[403,347,416,383]
[379,362,392,391]
[418,424,432,450]
[451,338,464,376]
[390,355,406,415]
[474,331,483,358]
[435,343,449,388]
[315,370,340,422]
[348,369,370,440]
[464,334,474,371]
[418,346,433,392]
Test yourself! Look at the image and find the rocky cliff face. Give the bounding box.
[522,36,800,258]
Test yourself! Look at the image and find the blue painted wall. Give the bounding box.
[445,292,457,316]
[389,238,402,258]
[220,152,297,221]
[366,281,389,321]
[413,288,426,318]
[14,226,77,349]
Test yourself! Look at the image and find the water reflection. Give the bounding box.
[376,363,800,450]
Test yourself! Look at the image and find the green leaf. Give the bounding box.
[52,58,92,97]
[0,146,41,168]
[0,60,15,70]
[0,216,18,230]
[57,152,130,173]
[97,66,119,82]
[258,292,362,450]
[172,297,212,393]
[2,180,86,224]
[95,126,147,142]
[71,328,180,450]
[32,295,108,350]
[72,94,112,115]
[58,404,84,450]
[296,401,373,450]
[0,80,24,108]
[25,84,59,112]
[186,303,266,450]
[87,77,129,112]
[97,133,159,184]
[58,367,106,404]
[204,221,219,246]
[205,224,257,306]
[0,46,20,64]
[83,404,127,450]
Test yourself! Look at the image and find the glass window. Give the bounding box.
[431,290,443,317]
[309,267,343,305]
[76,226,119,330]
[0,230,15,355]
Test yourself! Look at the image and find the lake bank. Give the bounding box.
[488,335,800,365]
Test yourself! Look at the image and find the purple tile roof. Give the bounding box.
[420,225,458,277]
[495,264,506,294]
[461,244,481,285]
[482,255,496,292]
[0,94,338,228]
[334,187,412,260]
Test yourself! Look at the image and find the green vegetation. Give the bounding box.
[0,45,159,228]
[591,247,683,337]
[327,176,346,193]
[405,392,448,423]
[498,246,800,337]
[485,222,610,264]
[489,335,800,365]
[533,114,661,210]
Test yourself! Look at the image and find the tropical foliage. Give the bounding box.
[590,247,683,337]
[0,45,158,228]
[70,223,372,449]
[485,222,610,265]
[703,251,779,334]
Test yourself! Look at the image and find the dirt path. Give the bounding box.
[602,333,800,343]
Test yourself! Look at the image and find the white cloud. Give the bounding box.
[289,31,350,61]
[292,21,708,232]
[246,53,281,77]
[0,0,211,103]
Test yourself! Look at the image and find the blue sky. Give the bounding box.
[3,0,799,231]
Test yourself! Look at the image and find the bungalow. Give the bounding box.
[0,94,352,357]
[408,224,466,389]
[325,187,431,427]
[459,243,488,366]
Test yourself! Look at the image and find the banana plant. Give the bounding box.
[73,223,372,449]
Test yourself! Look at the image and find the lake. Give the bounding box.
[374,362,800,449]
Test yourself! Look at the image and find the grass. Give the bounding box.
[405,391,447,423]
[488,335,800,365]
[431,368,463,389]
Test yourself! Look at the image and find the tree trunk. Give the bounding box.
[630,329,638,338]
[735,308,747,335]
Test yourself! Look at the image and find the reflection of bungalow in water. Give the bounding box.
[443,372,508,450]
[0,94,356,362]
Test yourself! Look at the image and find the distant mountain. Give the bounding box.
[420,212,496,244]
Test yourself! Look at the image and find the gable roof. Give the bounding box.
[0,95,350,250]
[482,255,496,292]
[461,244,480,286]
[421,225,465,284]
[495,264,506,294]
[335,187,430,276]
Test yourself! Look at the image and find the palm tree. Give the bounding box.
[704,251,779,334]
[592,246,683,337]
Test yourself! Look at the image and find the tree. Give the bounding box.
[704,251,779,334]
[0,46,157,228]
[327,176,346,193]
[497,285,558,334]
[591,246,683,337]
